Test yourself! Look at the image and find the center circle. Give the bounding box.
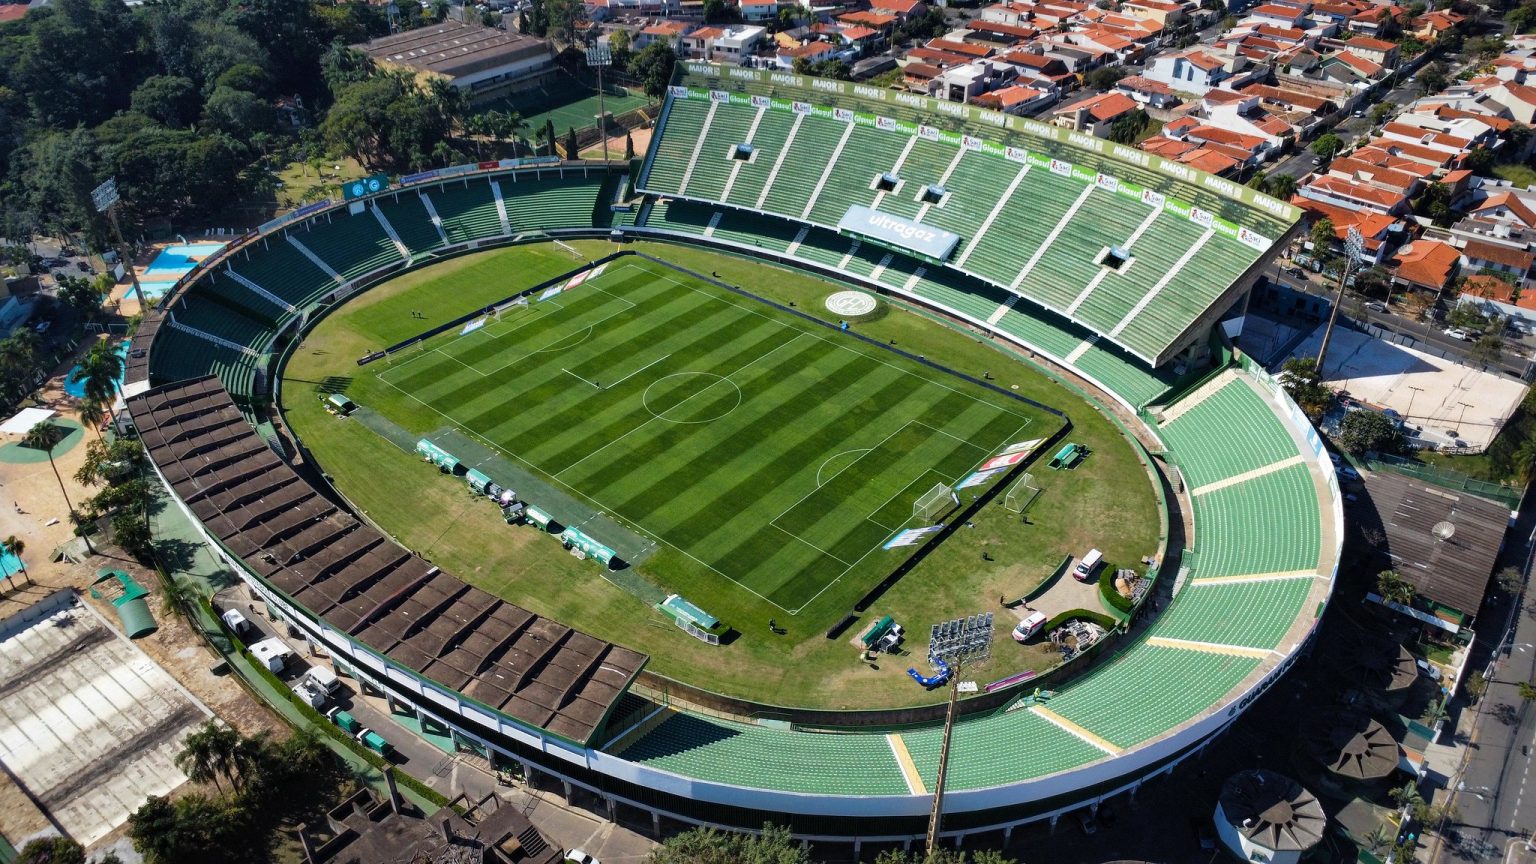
[826,290,878,317]
[642,372,741,423]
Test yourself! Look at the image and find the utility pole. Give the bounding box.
[586,42,613,163]
[1316,226,1364,373]
[91,178,148,310]
[925,663,963,856]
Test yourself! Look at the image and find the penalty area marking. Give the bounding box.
[817,449,871,488]
[642,372,741,424]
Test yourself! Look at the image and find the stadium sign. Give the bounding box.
[343,173,389,201]
[838,205,960,262]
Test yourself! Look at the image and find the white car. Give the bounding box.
[1012,611,1048,642]
[1443,327,1472,341]
[565,851,600,864]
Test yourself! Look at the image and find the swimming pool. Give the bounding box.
[65,341,129,399]
[143,242,225,277]
[0,550,23,579]
[138,281,177,300]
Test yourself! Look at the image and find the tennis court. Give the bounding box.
[496,72,650,137]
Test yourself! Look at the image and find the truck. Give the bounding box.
[302,665,342,697]
[357,728,395,758]
[327,707,361,734]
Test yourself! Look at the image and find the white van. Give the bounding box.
[303,665,342,696]
[1012,611,1048,642]
[1073,549,1103,582]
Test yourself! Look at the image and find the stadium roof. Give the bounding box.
[1364,470,1509,618]
[353,20,551,82]
[129,377,646,745]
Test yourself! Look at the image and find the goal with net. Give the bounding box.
[913,483,958,524]
[1003,473,1042,513]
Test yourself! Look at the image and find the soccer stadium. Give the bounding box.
[124,63,1343,845]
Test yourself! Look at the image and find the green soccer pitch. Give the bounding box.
[371,257,1045,613]
[282,241,1159,708]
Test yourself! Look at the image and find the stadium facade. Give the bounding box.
[125,64,1341,845]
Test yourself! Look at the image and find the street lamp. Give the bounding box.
[91,177,148,309]
[1317,226,1365,372]
[586,42,613,163]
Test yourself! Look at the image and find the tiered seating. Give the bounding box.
[791,227,852,270]
[1114,239,1254,355]
[149,328,260,402]
[1045,642,1262,749]
[648,199,716,236]
[722,110,796,209]
[760,115,843,217]
[841,240,889,279]
[620,712,910,795]
[226,238,335,310]
[875,137,955,220]
[295,211,404,282]
[1150,577,1317,649]
[917,150,1000,240]
[805,126,909,226]
[1073,216,1206,335]
[1160,380,1298,488]
[909,270,1010,326]
[199,272,286,325]
[168,294,274,351]
[1025,191,1154,312]
[1070,343,1179,409]
[902,707,1111,787]
[994,304,1092,361]
[430,179,503,244]
[711,210,800,253]
[960,167,1082,290]
[643,98,708,193]
[683,104,756,201]
[500,174,605,231]
[375,194,444,258]
[1191,462,1320,577]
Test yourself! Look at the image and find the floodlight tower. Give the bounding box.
[925,661,962,856]
[1315,225,1365,372]
[586,42,613,163]
[92,177,149,309]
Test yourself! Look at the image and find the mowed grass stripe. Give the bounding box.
[463,292,768,446]
[434,285,718,421]
[520,319,797,471]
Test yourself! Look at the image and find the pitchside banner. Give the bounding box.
[837,205,960,262]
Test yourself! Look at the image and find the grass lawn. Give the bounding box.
[273,157,369,209]
[1494,163,1536,189]
[489,72,651,138]
[282,240,1160,708]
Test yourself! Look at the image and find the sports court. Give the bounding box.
[496,73,649,137]
[372,259,1044,612]
[0,596,212,845]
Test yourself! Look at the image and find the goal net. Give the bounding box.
[913,483,958,524]
[1004,473,1042,513]
[554,239,584,260]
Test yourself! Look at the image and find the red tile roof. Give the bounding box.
[1345,35,1397,51]
[925,37,994,57]
[1471,191,1536,228]
[1306,174,1408,209]
[1462,238,1535,270]
[1462,274,1534,309]
[0,5,27,22]
[1389,240,1460,288]
[1055,91,1140,122]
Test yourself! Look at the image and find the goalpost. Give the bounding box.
[913,483,958,524]
[554,239,584,260]
[1004,473,1042,514]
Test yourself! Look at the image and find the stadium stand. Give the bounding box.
[639,68,1301,367]
[129,107,1333,827]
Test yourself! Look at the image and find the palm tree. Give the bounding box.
[176,721,231,795]
[75,339,124,407]
[77,395,108,440]
[1,536,26,588]
[23,422,91,553]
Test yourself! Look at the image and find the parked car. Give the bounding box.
[1365,301,1387,313]
[33,321,50,334]
[565,850,600,864]
[1443,327,1472,341]
[1012,610,1048,642]
[1339,465,1360,480]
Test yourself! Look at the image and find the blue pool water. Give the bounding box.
[65,341,129,398]
[144,242,225,277]
[138,281,176,300]
[0,550,22,579]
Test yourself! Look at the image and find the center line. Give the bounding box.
[563,368,601,389]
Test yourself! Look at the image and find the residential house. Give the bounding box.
[1246,2,1308,28]
[1051,90,1141,136]
[776,39,836,68]
[964,20,1039,48]
[1459,274,1536,327]
[1388,239,1461,293]
[1338,35,1398,68]
[837,10,898,33]
[998,49,1076,90]
[634,20,692,50]
[934,59,1018,101]
[1142,134,1248,174]
[1469,190,1536,228]
[1288,195,1401,263]
[1116,75,1180,108]
[711,25,766,62]
[1146,48,1240,95]
[680,26,726,58]
[1120,0,1186,28]
[870,0,926,20]
[1459,238,1535,284]
[1482,81,1536,125]
[1298,173,1413,214]
[1415,9,1464,42]
[973,83,1057,115]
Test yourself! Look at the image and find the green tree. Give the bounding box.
[131,75,201,128]
[56,275,104,321]
[649,824,811,864]
[75,338,124,413]
[1268,173,1297,199]
[1470,330,1505,366]
[1107,109,1150,144]
[545,0,590,45]
[1311,133,1344,161]
[565,126,578,159]
[1084,64,1130,91]
[1377,569,1416,605]
[609,27,632,67]
[625,129,635,159]
[1338,409,1403,455]
[1497,566,1524,594]
[1419,60,1449,94]
[175,720,241,795]
[16,837,85,864]
[1,536,26,588]
[1280,356,1333,421]
[1370,101,1394,125]
[23,422,87,550]
[1521,680,1536,701]
[1310,217,1336,256]
[630,42,678,100]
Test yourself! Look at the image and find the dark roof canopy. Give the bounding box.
[130,377,646,746]
[354,20,551,80]
[1365,471,1510,617]
[1219,770,1326,852]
